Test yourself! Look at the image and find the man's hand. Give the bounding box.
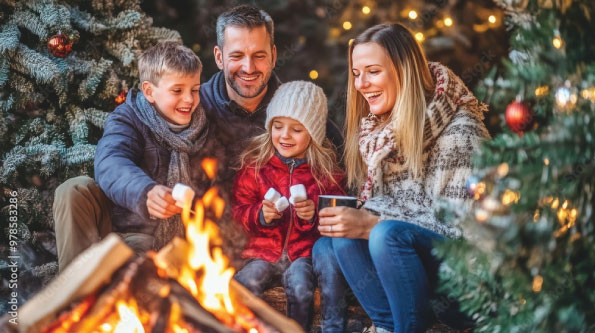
[262,199,282,223]
[146,185,182,219]
[294,199,315,221]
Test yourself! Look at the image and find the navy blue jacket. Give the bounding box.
[94,90,216,234]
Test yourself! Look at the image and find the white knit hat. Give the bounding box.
[265,81,327,145]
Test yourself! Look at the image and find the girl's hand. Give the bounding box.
[294,199,315,221]
[318,206,380,239]
[147,185,182,219]
[262,200,282,223]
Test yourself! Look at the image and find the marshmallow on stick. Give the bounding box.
[275,196,290,212]
[289,184,307,205]
[172,183,195,208]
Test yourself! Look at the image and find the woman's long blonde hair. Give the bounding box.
[344,23,435,190]
[239,126,341,191]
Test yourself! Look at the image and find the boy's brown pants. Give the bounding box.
[53,176,154,271]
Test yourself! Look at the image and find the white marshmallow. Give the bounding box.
[264,188,281,203]
[275,196,290,212]
[289,184,307,205]
[172,183,195,208]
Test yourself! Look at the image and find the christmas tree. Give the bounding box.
[435,0,595,331]
[0,0,179,307]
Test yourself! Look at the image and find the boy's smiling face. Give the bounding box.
[142,71,201,125]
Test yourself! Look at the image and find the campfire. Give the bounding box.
[6,158,302,333]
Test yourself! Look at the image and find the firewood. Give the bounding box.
[230,280,303,333]
[156,237,304,333]
[18,233,134,333]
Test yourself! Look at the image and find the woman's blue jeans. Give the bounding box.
[314,220,472,333]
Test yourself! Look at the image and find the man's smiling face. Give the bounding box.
[215,25,276,101]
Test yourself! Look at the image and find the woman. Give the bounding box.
[312,23,489,332]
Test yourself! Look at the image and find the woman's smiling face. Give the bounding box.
[351,42,398,116]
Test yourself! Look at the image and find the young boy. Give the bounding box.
[54,42,211,270]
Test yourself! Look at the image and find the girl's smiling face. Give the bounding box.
[351,42,398,116]
[271,117,311,159]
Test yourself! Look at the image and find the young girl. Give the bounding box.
[232,81,345,330]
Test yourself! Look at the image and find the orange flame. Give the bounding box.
[173,158,256,329]
[201,158,218,180]
[112,299,145,333]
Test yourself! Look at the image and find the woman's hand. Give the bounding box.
[294,199,315,221]
[318,206,380,239]
[147,185,182,219]
[262,200,282,223]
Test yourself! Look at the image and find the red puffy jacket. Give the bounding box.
[232,154,345,262]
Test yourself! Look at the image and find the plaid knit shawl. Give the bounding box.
[358,62,490,238]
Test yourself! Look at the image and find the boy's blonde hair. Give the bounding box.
[138,41,202,85]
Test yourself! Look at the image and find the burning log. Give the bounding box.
[6,234,301,333]
[156,237,303,333]
[16,234,133,333]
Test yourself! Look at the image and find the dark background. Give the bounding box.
[141,0,509,132]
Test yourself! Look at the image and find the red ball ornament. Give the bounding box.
[47,33,73,58]
[505,100,533,134]
[115,90,127,105]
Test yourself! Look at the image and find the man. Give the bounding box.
[199,5,343,190]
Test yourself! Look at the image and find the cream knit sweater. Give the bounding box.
[360,62,490,239]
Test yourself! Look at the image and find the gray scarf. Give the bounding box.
[135,90,208,249]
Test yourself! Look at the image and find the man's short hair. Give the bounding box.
[216,5,274,49]
[138,41,202,85]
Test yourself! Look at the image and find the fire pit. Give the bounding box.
[4,158,302,333]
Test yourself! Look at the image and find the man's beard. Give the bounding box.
[225,71,270,99]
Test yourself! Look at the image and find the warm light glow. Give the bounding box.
[329,27,341,38]
[444,17,453,27]
[408,10,418,20]
[488,15,497,24]
[553,36,563,49]
[349,38,354,46]
[475,208,489,222]
[249,329,259,333]
[473,181,486,200]
[343,21,352,30]
[415,32,425,42]
[535,85,549,97]
[544,158,550,165]
[551,198,560,209]
[581,87,595,102]
[201,158,218,180]
[309,70,319,80]
[497,163,509,177]
[501,189,520,206]
[532,275,543,292]
[533,209,540,222]
[362,6,371,14]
